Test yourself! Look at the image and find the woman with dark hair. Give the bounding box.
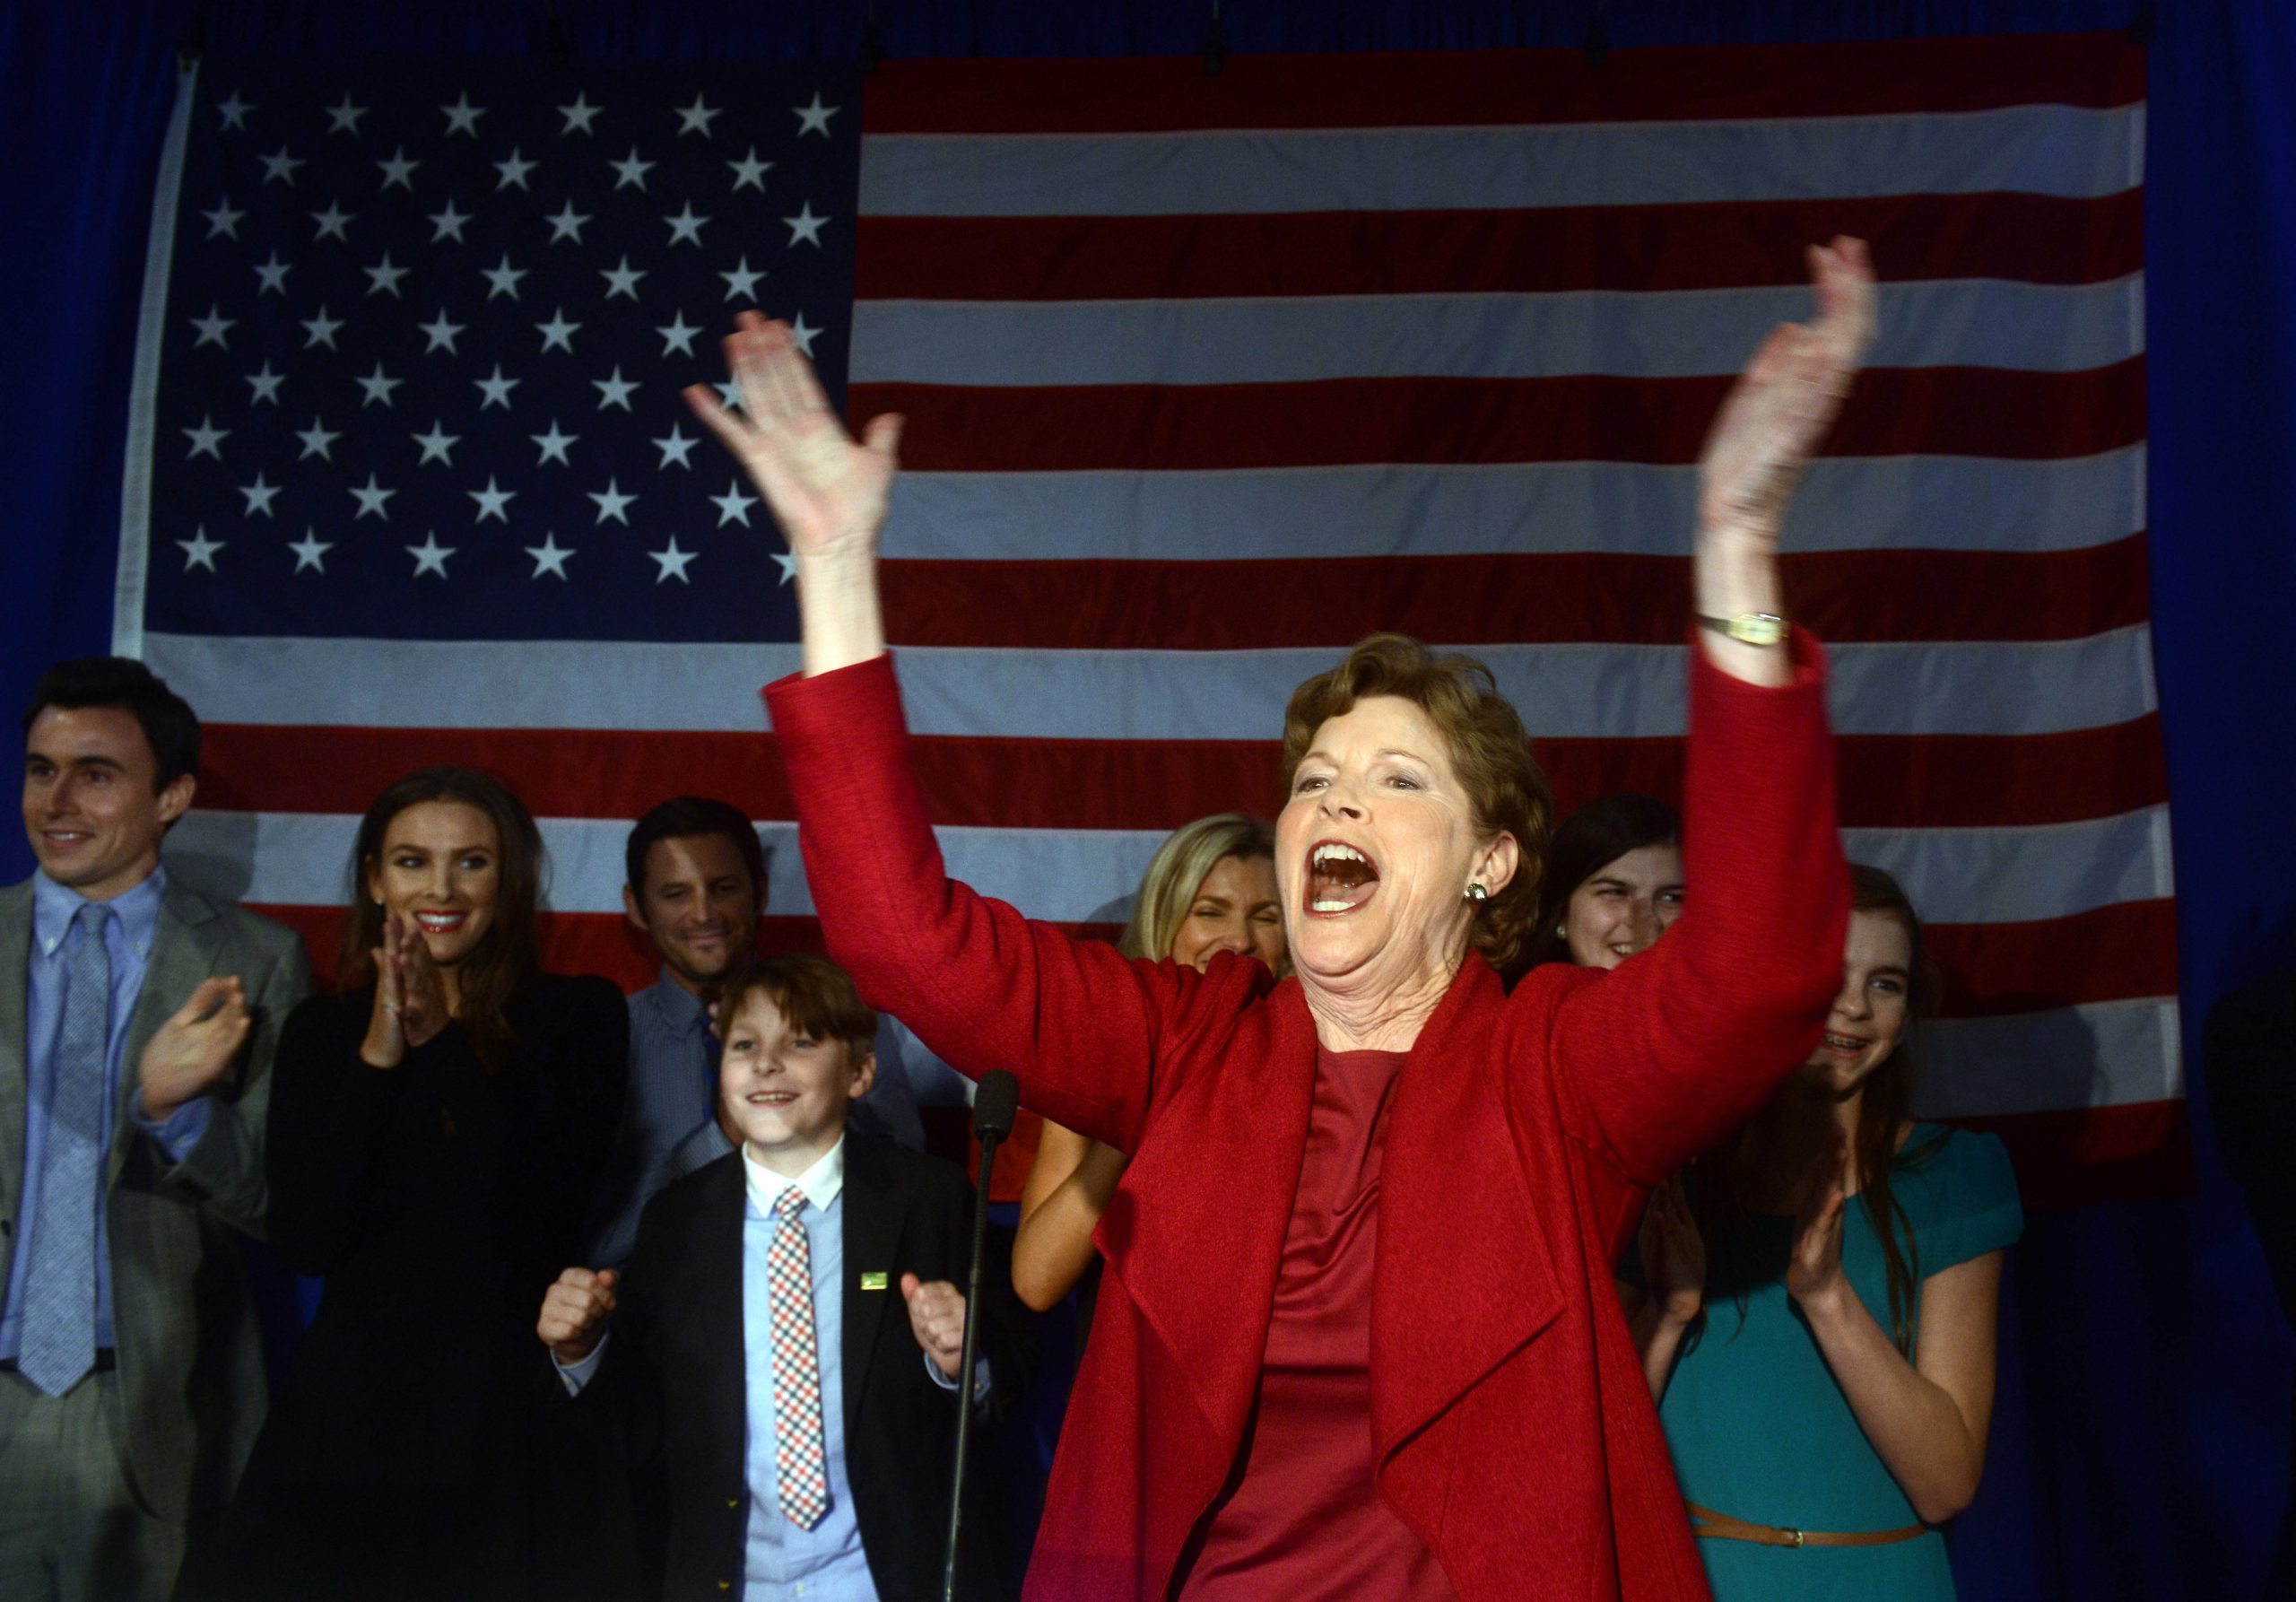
[1531,792,1685,972]
[1633,866,2022,1600]
[213,767,628,1602]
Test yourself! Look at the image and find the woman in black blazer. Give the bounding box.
[211,766,627,1602]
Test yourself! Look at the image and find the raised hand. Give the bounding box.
[1637,1174,1707,1327]
[684,312,903,564]
[1785,1130,1852,1309]
[1698,237,1876,542]
[900,1272,968,1380]
[137,975,251,1121]
[537,1267,620,1364]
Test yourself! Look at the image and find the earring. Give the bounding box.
[1465,883,1488,902]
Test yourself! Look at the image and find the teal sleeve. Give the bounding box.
[1917,1128,2024,1276]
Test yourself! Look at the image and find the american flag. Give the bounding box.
[120,35,2175,1208]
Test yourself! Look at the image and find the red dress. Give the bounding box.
[765,636,1847,1602]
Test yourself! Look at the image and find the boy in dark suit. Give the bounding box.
[538,953,1027,1601]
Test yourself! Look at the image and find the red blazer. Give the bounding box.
[766,640,1848,1602]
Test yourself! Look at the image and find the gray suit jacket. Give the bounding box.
[0,875,310,1521]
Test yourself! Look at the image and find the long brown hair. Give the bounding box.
[1688,863,1943,1355]
[338,766,546,1067]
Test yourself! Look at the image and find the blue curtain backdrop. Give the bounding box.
[5,3,2291,1598]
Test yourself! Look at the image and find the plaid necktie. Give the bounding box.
[767,1186,830,1529]
[19,902,113,1397]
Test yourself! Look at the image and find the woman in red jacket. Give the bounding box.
[685,240,1873,1602]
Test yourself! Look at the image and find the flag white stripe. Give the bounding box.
[857,106,2144,217]
[1916,998,2182,1118]
[851,276,2144,387]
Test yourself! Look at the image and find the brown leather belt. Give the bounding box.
[1688,1502,1928,1549]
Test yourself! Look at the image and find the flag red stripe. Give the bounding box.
[855,192,2144,300]
[853,361,2147,471]
[875,537,2152,649]
[1950,1101,2193,1211]
[197,716,2168,833]
[859,36,2143,134]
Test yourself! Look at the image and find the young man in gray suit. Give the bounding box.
[1,657,309,1601]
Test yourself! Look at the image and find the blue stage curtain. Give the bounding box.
[5,3,2291,1598]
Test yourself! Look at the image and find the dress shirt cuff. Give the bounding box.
[925,1351,993,1409]
[135,1091,213,1165]
[553,1333,610,1396]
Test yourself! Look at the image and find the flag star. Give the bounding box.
[189,305,234,349]
[656,311,700,357]
[544,200,592,244]
[377,147,421,189]
[238,474,281,518]
[652,426,698,469]
[493,147,538,190]
[201,198,245,239]
[609,147,656,190]
[709,481,757,527]
[599,256,647,300]
[407,533,456,578]
[713,379,743,411]
[530,420,578,466]
[468,475,517,523]
[417,309,466,354]
[301,305,345,349]
[718,257,765,301]
[217,92,254,131]
[483,254,527,300]
[412,421,461,466]
[591,366,639,411]
[295,415,341,460]
[664,202,709,247]
[526,534,576,579]
[558,93,603,135]
[259,146,305,186]
[674,94,723,137]
[773,552,799,587]
[182,415,230,459]
[793,93,838,137]
[428,200,473,243]
[649,537,698,583]
[178,529,225,572]
[324,95,368,135]
[289,528,334,572]
[245,361,284,405]
[355,363,401,407]
[253,252,291,294]
[535,307,582,353]
[474,364,521,410]
[309,201,354,241]
[587,479,637,525]
[726,146,772,190]
[787,312,822,357]
[364,252,409,297]
[350,473,397,518]
[782,202,828,248]
[441,93,486,137]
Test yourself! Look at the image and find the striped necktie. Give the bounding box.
[767,1186,830,1529]
[19,901,113,1397]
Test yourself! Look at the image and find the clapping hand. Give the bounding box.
[900,1272,968,1380]
[537,1267,620,1364]
[1637,1174,1708,1328]
[1785,1128,1852,1310]
[137,976,251,1121]
[359,911,451,1069]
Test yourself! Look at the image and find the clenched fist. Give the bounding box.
[900,1273,967,1380]
[137,976,251,1122]
[537,1267,620,1364]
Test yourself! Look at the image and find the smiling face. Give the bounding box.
[1169,853,1284,973]
[364,800,502,972]
[1561,843,1685,971]
[719,988,875,1179]
[1276,694,1516,997]
[625,831,760,994]
[1801,908,1915,1097]
[22,705,194,902]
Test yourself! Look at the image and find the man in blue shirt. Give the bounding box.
[541,953,1029,1601]
[0,657,309,1601]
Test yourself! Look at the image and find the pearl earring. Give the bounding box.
[1465,883,1488,902]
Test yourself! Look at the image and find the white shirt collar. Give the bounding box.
[741,1135,846,1217]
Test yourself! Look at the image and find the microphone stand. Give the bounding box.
[943,1071,1017,1602]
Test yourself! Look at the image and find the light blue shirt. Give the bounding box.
[2,868,209,1359]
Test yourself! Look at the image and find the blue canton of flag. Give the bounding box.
[147,63,861,643]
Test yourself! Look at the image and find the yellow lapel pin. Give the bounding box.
[860,1271,889,1292]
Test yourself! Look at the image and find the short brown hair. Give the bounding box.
[1281,634,1553,980]
[720,953,878,1061]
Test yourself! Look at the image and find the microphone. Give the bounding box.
[943,1071,1019,1602]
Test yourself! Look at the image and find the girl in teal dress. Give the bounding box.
[1632,864,2023,1601]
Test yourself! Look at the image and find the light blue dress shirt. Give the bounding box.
[2,868,208,1360]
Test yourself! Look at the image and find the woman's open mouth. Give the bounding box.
[1306,840,1380,916]
[413,910,470,935]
